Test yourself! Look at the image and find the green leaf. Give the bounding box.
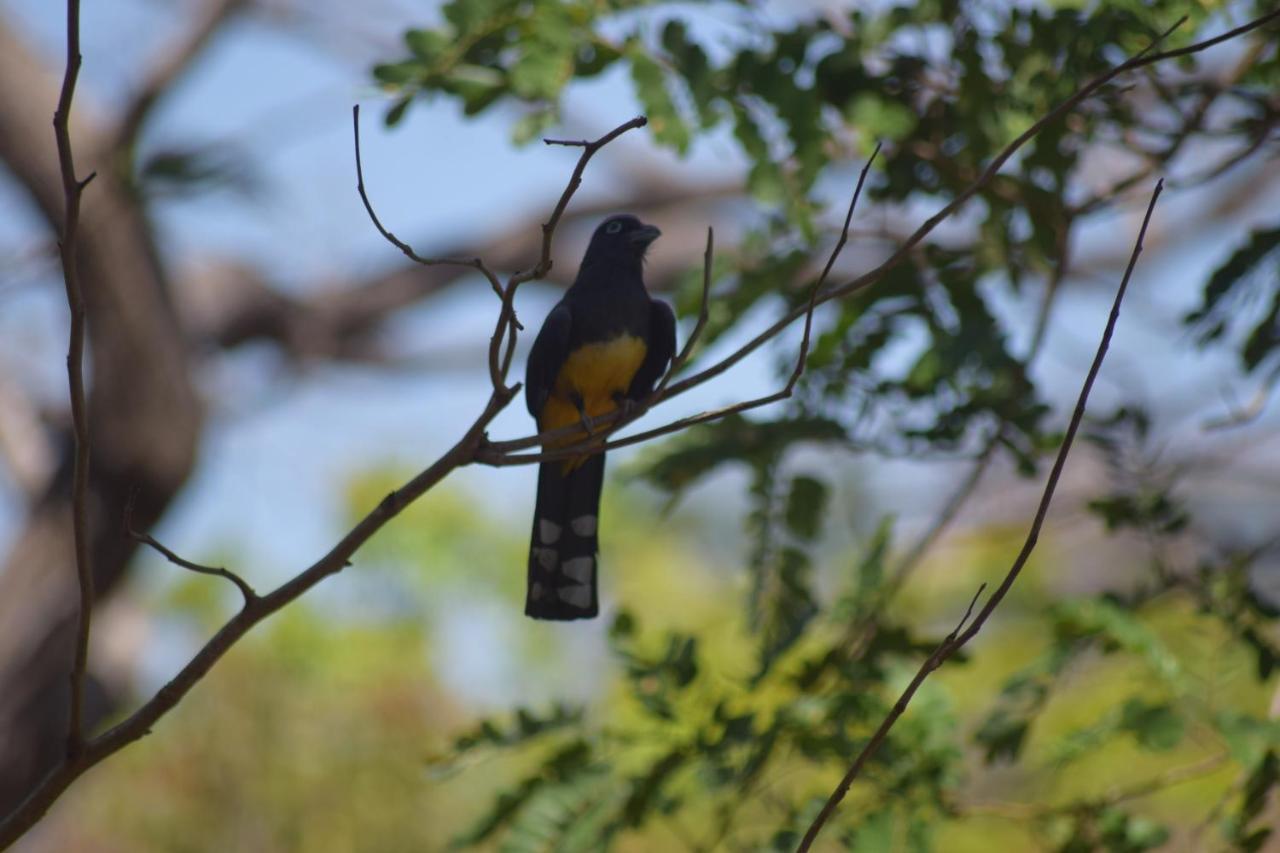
[1052,598,1185,688]
[448,704,584,754]
[846,92,916,140]
[755,546,818,678]
[640,414,846,497]
[455,739,596,847]
[1118,699,1184,751]
[512,108,557,145]
[1213,711,1280,766]
[619,748,687,828]
[783,475,828,541]
[975,709,1032,763]
[510,31,575,101]
[384,96,412,127]
[404,28,449,62]
[627,42,690,152]
[660,20,720,127]
[1186,225,1280,337]
[372,60,421,86]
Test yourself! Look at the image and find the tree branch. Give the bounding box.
[52,0,95,761]
[795,179,1164,853]
[351,104,504,300]
[490,116,648,391]
[124,495,257,606]
[653,226,713,399]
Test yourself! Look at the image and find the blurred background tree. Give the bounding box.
[1,0,1279,850]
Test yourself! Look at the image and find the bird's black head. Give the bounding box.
[579,214,661,270]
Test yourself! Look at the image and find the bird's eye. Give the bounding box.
[604,221,623,234]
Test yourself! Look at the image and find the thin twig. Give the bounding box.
[796,179,1164,852]
[486,115,649,391]
[653,226,714,399]
[52,0,94,761]
[512,115,648,288]
[352,105,504,298]
[124,495,256,606]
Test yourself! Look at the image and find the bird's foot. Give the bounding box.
[572,394,594,437]
[612,393,638,423]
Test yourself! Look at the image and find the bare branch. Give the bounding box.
[52,0,94,761]
[796,179,1164,853]
[654,226,713,399]
[110,0,248,152]
[124,495,257,606]
[352,104,504,299]
[488,115,649,391]
[514,115,648,287]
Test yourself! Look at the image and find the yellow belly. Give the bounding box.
[540,335,647,461]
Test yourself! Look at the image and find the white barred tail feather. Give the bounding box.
[525,454,604,620]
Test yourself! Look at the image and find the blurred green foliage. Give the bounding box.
[63,464,1280,851]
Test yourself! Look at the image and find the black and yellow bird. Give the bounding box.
[524,214,675,620]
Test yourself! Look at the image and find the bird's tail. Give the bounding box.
[526,454,604,620]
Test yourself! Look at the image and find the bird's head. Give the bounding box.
[580,214,661,270]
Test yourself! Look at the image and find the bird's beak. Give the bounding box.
[628,224,661,246]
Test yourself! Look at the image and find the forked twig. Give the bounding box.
[795,179,1164,852]
[352,104,504,298]
[124,495,256,606]
[486,116,649,392]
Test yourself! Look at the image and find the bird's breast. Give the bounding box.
[540,334,647,435]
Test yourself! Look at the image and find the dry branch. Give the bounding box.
[124,495,257,606]
[51,0,94,761]
[795,179,1164,852]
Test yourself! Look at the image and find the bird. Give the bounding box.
[523,214,676,620]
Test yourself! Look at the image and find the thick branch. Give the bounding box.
[795,180,1163,852]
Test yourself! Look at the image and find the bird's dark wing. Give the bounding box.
[526,301,573,419]
[627,298,677,400]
